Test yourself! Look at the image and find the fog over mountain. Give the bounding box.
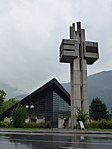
[0,82,27,100]
[88,70,112,110]
[0,70,112,110]
[62,70,112,111]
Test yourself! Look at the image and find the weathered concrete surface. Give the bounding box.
[59,22,99,128]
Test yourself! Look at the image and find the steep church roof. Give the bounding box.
[0,78,70,120]
[21,78,70,105]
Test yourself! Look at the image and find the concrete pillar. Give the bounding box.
[59,22,99,128]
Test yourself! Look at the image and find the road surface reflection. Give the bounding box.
[0,133,112,149]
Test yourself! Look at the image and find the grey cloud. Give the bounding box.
[0,0,112,92]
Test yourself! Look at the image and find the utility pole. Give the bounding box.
[59,22,99,128]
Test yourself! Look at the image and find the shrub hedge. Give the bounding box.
[1,120,112,129]
[0,121,50,128]
[0,121,11,128]
[86,120,112,129]
[23,122,50,128]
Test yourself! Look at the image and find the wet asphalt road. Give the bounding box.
[0,132,112,149]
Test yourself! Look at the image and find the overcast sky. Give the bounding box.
[0,0,112,93]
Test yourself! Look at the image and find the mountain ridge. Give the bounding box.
[0,81,27,99]
[62,70,112,110]
[0,70,112,110]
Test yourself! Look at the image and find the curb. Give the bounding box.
[0,129,112,135]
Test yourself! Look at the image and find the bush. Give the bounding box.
[37,122,50,128]
[12,103,27,128]
[23,122,50,128]
[0,121,11,128]
[86,120,112,129]
[97,119,108,129]
[76,107,89,124]
[23,122,39,128]
[85,121,98,128]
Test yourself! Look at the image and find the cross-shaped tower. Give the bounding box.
[59,22,99,128]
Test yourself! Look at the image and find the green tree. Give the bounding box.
[1,98,17,113]
[0,90,6,114]
[12,103,27,128]
[89,97,109,120]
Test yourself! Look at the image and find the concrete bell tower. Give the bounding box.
[59,22,99,128]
